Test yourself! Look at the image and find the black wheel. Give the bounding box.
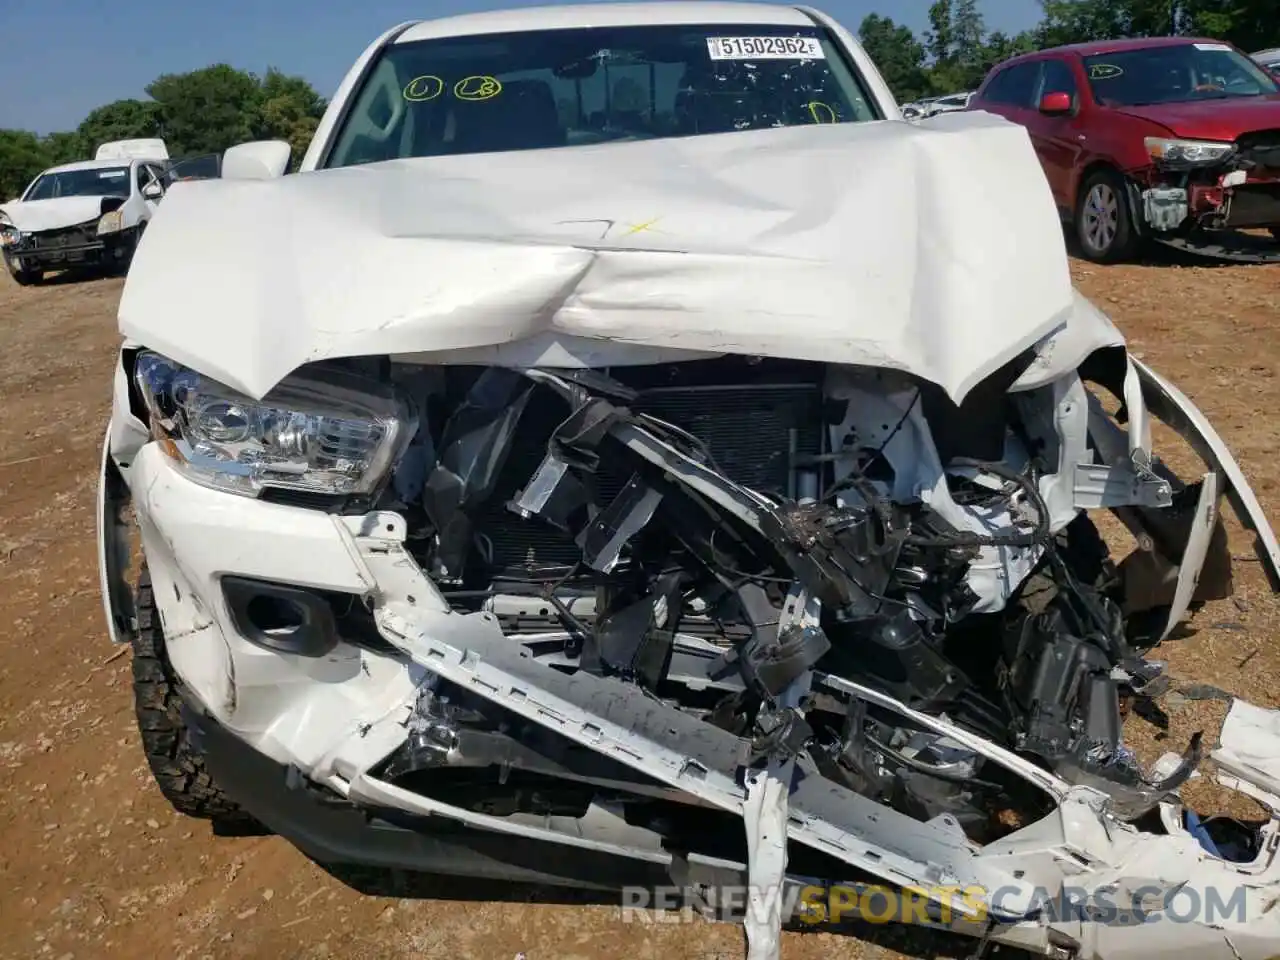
[1074,169,1139,263]
[9,265,43,286]
[131,567,254,825]
[107,227,142,277]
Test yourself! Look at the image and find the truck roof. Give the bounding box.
[39,158,141,176]
[396,2,815,42]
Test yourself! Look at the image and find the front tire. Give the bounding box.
[106,225,142,277]
[1075,169,1139,263]
[8,264,43,286]
[131,567,253,825]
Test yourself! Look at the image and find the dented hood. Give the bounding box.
[119,111,1075,403]
[0,196,104,233]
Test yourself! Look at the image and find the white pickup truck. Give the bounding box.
[0,139,169,285]
[98,6,1280,959]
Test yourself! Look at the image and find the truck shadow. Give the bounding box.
[312,859,1036,959]
[1066,228,1280,268]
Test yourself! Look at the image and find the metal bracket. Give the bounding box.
[1072,461,1172,510]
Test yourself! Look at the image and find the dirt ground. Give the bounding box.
[0,250,1277,960]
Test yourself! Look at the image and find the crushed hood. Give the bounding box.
[0,196,104,233]
[119,111,1075,404]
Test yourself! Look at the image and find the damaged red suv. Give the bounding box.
[969,37,1280,262]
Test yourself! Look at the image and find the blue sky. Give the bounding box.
[1,0,1041,134]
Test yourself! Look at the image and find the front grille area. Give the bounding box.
[491,607,752,647]
[1237,129,1280,173]
[471,378,824,574]
[28,221,98,249]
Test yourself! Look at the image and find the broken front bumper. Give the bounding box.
[98,438,1280,960]
[5,225,138,271]
[1139,170,1280,236]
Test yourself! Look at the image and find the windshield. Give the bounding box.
[24,166,131,202]
[324,23,879,167]
[164,155,221,185]
[1084,43,1279,107]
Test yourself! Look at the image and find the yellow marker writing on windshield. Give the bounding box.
[1089,63,1123,79]
[403,75,445,102]
[454,76,503,101]
[806,101,837,124]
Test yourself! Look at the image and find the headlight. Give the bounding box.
[133,351,416,499]
[0,217,19,247]
[97,210,124,235]
[1145,137,1235,167]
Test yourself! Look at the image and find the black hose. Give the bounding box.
[904,457,1052,549]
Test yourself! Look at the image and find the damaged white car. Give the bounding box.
[97,5,1280,959]
[1,139,169,285]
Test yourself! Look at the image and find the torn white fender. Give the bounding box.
[1163,471,1221,640]
[1213,699,1280,811]
[96,427,134,646]
[1134,357,1280,589]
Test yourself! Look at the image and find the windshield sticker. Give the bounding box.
[1194,42,1232,51]
[1089,63,1124,80]
[403,75,445,102]
[453,76,503,101]
[97,171,127,178]
[806,101,837,123]
[706,37,824,61]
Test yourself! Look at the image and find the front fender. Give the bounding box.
[1134,357,1280,591]
[108,343,150,485]
[98,344,150,645]
[96,427,136,645]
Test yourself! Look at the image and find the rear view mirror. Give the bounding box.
[222,140,291,180]
[142,182,163,200]
[1039,91,1073,115]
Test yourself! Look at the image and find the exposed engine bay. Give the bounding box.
[360,351,1207,848]
[104,103,1280,959]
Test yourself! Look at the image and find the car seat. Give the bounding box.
[447,78,567,153]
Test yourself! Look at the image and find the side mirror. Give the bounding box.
[222,140,291,180]
[142,181,163,200]
[1039,91,1073,115]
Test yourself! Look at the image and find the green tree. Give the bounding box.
[1037,0,1179,46]
[142,64,325,162]
[76,99,162,154]
[146,64,262,156]
[1036,0,1276,51]
[923,0,993,93]
[925,0,955,65]
[857,14,930,102]
[254,67,327,167]
[0,130,48,200]
[979,30,1038,74]
[1182,0,1276,50]
[40,131,85,166]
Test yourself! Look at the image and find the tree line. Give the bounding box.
[1,65,325,198]
[861,0,1277,105]
[2,0,1277,198]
